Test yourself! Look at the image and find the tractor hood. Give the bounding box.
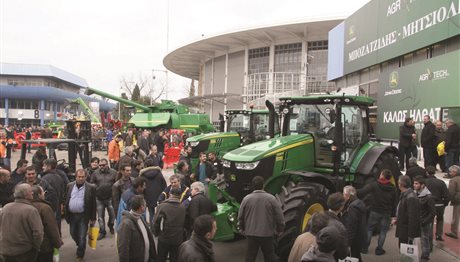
[128,112,171,128]
[187,132,240,142]
[223,134,313,162]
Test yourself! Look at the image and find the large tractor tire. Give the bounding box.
[369,151,401,183]
[275,181,329,260]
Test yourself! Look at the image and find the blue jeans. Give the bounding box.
[69,213,88,258]
[445,148,460,171]
[421,223,432,259]
[366,211,390,251]
[96,199,115,234]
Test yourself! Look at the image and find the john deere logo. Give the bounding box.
[348,25,355,39]
[346,25,357,45]
[385,71,402,96]
[389,71,399,88]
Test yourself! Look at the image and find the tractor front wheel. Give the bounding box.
[275,181,329,259]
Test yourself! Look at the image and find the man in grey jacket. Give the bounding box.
[238,176,285,262]
[0,183,44,261]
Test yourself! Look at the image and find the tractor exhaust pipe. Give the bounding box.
[265,100,275,138]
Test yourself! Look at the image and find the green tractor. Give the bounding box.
[186,103,278,170]
[210,94,401,258]
[85,87,214,133]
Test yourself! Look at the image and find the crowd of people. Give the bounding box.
[0,117,459,262]
[0,126,223,262]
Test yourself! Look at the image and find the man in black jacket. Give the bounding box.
[325,192,348,261]
[91,158,117,239]
[444,119,460,174]
[424,166,450,242]
[178,214,216,262]
[42,158,67,233]
[64,169,97,261]
[414,176,436,261]
[341,186,367,261]
[357,169,398,255]
[139,157,167,227]
[153,187,186,262]
[393,175,421,247]
[421,115,437,167]
[406,157,427,183]
[117,195,157,262]
[399,117,417,170]
[186,182,217,238]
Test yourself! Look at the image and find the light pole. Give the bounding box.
[152,69,169,100]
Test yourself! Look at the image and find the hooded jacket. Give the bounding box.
[153,198,186,245]
[416,187,436,225]
[301,246,335,262]
[445,123,460,151]
[178,232,215,262]
[139,166,167,207]
[117,210,157,262]
[357,179,397,216]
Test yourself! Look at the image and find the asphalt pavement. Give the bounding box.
[9,148,460,262]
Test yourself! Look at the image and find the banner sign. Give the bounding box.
[343,0,460,74]
[376,50,460,139]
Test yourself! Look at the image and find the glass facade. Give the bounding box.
[247,47,270,102]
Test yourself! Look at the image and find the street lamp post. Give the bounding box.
[152,69,169,100]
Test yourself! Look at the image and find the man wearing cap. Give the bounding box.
[301,226,341,262]
[153,186,187,262]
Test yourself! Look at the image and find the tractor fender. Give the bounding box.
[265,171,336,195]
[355,145,399,175]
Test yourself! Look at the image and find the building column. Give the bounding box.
[243,47,249,109]
[4,98,9,126]
[268,43,275,96]
[53,102,58,121]
[210,58,214,120]
[224,53,229,112]
[40,100,45,127]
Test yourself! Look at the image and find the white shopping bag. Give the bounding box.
[400,242,420,262]
[339,257,359,262]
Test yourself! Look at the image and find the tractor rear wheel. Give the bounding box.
[275,181,329,260]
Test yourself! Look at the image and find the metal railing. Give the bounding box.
[245,72,336,107]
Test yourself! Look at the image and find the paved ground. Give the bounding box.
[9,148,460,261]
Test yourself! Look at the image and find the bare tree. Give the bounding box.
[120,73,166,104]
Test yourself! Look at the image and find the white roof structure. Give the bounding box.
[0,62,88,88]
[164,16,345,80]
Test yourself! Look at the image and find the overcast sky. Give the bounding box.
[1,0,370,101]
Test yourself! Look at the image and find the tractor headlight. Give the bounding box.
[188,141,200,147]
[222,160,231,168]
[227,212,236,222]
[235,161,260,170]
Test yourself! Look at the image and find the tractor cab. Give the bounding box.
[279,95,373,173]
[223,109,274,145]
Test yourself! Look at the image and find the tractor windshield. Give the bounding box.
[287,104,334,137]
[227,114,251,133]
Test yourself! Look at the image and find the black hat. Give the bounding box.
[316,226,341,253]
